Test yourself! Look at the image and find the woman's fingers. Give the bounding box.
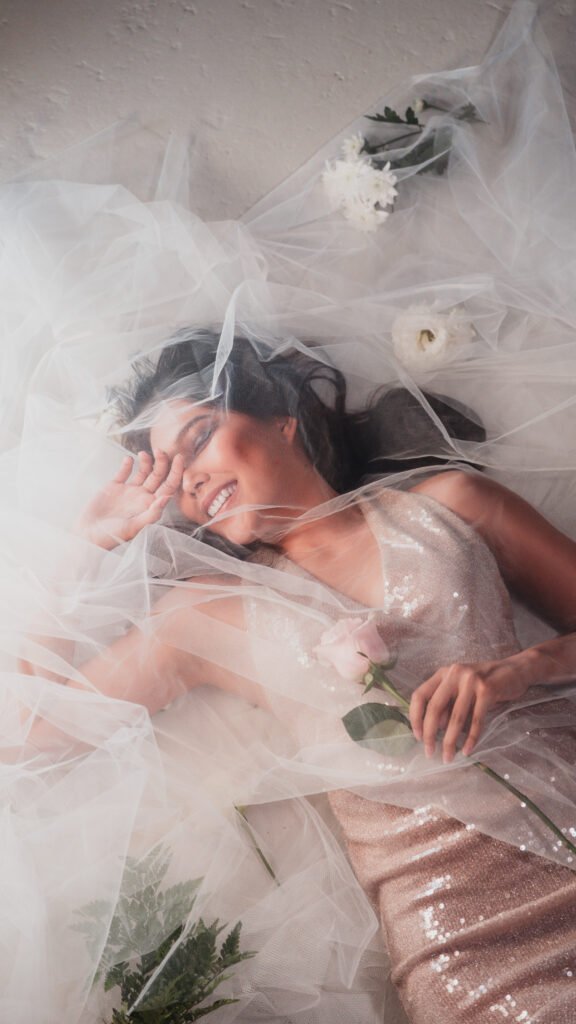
[127,493,172,536]
[156,452,184,496]
[440,683,476,763]
[410,663,496,761]
[141,450,171,492]
[130,450,154,487]
[112,455,134,485]
[409,672,441,740]
[116,450,183,500]
[420,675,459,757]
[462,691,491,757]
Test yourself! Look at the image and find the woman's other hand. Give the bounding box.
[409,654,538,763]
[76,451,184,549]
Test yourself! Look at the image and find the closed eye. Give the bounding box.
[180,415,218,460]
[190,425,215,456]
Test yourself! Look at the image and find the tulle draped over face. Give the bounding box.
[2,3,576,1021]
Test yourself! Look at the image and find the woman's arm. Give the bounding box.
[408,469,576,762]
[67,581,264,712]
[23,578,266,714]
[20,451,266,713]
[18,450,184,680]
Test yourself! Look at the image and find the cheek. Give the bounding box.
[208,426,272,472]
[174,491,199,524]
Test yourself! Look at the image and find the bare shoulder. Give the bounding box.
[408,469,538,552]
[409,469,502,522]
[410,470,576,632]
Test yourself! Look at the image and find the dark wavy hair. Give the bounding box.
[112,325,484,503]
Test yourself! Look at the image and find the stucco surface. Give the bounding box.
[0,0,574,216]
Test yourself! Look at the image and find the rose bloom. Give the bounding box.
[314,618,391,682]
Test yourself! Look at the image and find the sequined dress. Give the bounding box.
[246,486,576,1024]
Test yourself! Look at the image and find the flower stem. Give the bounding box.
[365,128,423,152]
[474,761,576,859]
[365,665,410,708]
[235,806,279,885]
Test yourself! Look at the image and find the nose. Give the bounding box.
[181,466,210,499]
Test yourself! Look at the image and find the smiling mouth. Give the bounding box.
[206,482,237,520]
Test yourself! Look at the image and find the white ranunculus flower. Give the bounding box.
[392,306,476,370]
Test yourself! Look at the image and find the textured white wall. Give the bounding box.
[0,0,574,216]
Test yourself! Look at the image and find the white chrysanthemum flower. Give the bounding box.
[341,132,365,162]
[322,158,364,204]
[359,161,398,207]
[343,196,390,232]
[392,305,476,370]
[322,153,398,232]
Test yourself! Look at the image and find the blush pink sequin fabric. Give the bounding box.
[327,791,576,1023]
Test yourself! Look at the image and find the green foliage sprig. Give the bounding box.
[106,917,253,1024]
[74,849,256,1023]
[362,99,482,176]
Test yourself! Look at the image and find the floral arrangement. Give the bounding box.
[322,99,481,232]
[391,304,476,371]
[315,617,576,864]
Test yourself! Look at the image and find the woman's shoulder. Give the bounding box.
[409,467,489,508]
[365,469,502,549]
[365,468,490,514]
[406,469,537,563]
[409,468,521,527]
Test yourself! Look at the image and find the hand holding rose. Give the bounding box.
[315,617,538,762]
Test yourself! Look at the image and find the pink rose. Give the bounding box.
[314,618,391,682]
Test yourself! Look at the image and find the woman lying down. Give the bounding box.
[21,329,576,1023]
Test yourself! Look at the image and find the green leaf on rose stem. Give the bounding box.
[342,703,416,756]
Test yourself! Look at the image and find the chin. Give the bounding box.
[207,516,257,550]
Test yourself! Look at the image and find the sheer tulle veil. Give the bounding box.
[2,2,576,1021]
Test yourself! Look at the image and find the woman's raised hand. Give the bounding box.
[76,451,184,550]
[409,655,536,764]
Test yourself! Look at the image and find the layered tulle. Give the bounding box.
[2,2,576,1021]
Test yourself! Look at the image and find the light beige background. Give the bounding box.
[0,0,574,216]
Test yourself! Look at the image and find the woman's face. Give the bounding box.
[149,399,322,545]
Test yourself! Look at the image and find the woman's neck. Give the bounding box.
[277,488,365,567]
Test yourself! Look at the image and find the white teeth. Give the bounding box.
[207,483,236,519]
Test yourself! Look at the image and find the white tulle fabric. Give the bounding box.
[2,3,576,1021]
